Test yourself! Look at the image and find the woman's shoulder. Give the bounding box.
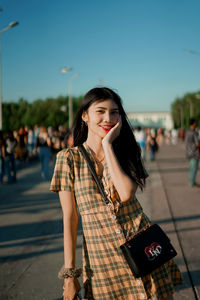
[56,146,80,161]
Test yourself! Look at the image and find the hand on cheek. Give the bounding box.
[102,117,122,145]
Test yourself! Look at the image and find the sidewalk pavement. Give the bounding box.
[0,143,199,300]
[0,159,72,300]
[138,141,200,300]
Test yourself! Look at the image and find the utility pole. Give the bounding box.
[0,21,19,129]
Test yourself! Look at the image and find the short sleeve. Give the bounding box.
[50,149,74,193]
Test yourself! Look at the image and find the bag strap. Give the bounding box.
[79,145,109,205]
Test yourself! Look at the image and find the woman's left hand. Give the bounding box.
[102,117,122,146]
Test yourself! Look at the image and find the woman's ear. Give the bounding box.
[82,111,88,123]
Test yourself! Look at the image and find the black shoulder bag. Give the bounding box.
[79,145,177,278]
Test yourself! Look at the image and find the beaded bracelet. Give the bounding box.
[58,266,82,279]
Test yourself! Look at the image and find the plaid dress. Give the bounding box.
[50,143,182,300]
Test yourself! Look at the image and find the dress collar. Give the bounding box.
[82,142,108,178]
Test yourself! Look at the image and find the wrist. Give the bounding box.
[58,266,82,279]
[102,141,113,151]
[64,263,75,268]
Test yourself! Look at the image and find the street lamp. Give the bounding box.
[61,67,72,128]
[61,67,79,128]
[61,67,72,74]
[0,21,19,130]
[68,73,79,128]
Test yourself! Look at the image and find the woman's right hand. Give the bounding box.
[102,117,122,146]
[63,277,81,300]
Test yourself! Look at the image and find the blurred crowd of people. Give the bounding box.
[133,126,188,162]
[134,123,200,187]
[1,123,199,185]
[0,124,73,184]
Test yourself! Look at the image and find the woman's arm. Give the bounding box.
[102,121,138,202]
[59,191,79,268]
[59,191,81,300]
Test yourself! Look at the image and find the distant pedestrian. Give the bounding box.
[156,128,165,147]
[51,128,62,166]
[34,124,40,139]
[50,87,182,300]
[15,126,28,162]
[179,127,185,141]
[185,118,200,187]
[63,128,73,149]
[36,126,51,180]
[51,128,62,154]
[134,126,146,160]
[27,127,35,158]
[171,129,178,145]
[165,129,171,145]
[5,130,17,183]
[146,129,158,161]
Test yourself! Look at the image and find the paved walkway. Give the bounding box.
[0,143,199,300]
[139,142,200,300]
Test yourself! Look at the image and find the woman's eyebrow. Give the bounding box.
[95,106,106,109]
[95,106,119,111]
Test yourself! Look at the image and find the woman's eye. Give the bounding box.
[111,111,119,115]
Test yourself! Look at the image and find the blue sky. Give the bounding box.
[0,0,200,112]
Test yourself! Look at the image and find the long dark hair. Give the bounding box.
[72,87,146,188]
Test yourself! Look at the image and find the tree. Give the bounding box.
[2,95,83,131]
[171,91,200,128]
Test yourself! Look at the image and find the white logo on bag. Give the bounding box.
[145,242,162,261]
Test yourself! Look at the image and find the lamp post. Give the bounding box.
[61,67,72,74]
[68,73,79,128]
[0,21,19,130]
[61,67,72,127]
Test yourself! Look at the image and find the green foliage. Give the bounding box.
[171,91,200,128]
[2,95,83,131]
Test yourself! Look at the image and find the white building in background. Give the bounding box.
[127,111,173,130]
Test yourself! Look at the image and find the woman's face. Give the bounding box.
[82,99,120,140]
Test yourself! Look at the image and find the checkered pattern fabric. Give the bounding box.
[50,143,182,300]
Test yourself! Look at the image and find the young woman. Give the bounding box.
[50,87,182,300]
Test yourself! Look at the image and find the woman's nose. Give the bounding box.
[104,112,112,122]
